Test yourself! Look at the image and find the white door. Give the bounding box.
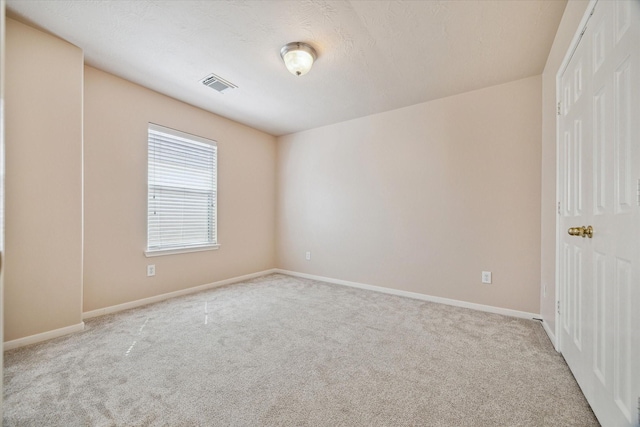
[558,1,640,426]
[558,1,594,403]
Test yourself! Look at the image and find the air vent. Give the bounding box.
[200,73,237,93]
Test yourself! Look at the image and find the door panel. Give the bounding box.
[592,250,606,384]
[614,56,632,213]
[613,257,631,418]
[559,6,593,398]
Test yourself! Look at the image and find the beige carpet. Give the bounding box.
[4,274,598,426]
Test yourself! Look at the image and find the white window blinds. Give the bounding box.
[147,124,217,254]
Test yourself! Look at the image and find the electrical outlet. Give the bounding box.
[481,271,492,284]
[305,251,311,261]
[147,264,156,277]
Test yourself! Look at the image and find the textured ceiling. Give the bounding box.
[6,0,567,136]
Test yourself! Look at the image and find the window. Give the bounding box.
[146,123,218,256]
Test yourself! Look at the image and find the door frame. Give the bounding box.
[0,0,5,417]
[554,0,598,353]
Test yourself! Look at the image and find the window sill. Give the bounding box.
[144,244,220,258]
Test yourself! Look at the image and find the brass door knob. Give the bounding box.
[567,225,593,238]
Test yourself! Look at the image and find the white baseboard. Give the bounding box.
[83,268,277,320]
[542,319,558,350]
[275,269,539,320]
[4,322,85,351]
[5,268,538,351]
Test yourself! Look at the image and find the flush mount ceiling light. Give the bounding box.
[280,42,317,76]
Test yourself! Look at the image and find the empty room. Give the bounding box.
[1,0,639,426]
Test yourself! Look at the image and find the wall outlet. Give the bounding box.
[147,264,156,277]
[305,251,311,261]
[481,271,492,284]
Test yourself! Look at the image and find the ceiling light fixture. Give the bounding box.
[280,42,317,76]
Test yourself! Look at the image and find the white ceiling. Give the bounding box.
[6,0,567,136]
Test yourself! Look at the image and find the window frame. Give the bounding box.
[144,123,219,257]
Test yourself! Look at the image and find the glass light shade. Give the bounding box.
[280,42,317,76]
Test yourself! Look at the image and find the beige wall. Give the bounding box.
[277,76,542,314]
[6,8,573,341]
[540,0,590,334]
[83,66,276,312]
[5,19,83,341]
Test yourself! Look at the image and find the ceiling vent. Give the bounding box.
[200,73,237,93]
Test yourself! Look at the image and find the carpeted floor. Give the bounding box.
[4,274,599,426]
